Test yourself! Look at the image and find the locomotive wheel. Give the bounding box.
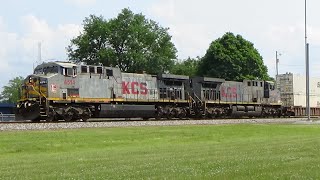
[32,118,41,122]
[178,113,185,119]
[165,107,173,120]
[81,108,91,122]
[166,110,174,120]
[81,115,90,122]
[178,109,187,119]
[46,108,56,122]
[63,110,74,122]
[155,114,161,120]
[46,115,55,122]
[166,114,173,120]
[155,106,163,120]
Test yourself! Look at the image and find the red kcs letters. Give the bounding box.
[122,81,148,95]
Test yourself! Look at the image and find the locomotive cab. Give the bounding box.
[263,81,275,98]
[16,62,79,121]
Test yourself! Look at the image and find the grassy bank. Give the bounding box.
[1,124,320,179]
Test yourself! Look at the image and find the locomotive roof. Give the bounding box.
[193,77,225,83]
[158,74,189,80]
[35,61,77,69]
[55,61,77,68]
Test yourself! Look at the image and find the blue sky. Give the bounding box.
[1,0,320,92]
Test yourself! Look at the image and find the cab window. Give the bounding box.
[62,68,73,76]
[89,66,95,73]
[81,66,88,73]
[97,67,103,74]
[73,67,77,76]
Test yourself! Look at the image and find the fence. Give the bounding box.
[0,113,16,122]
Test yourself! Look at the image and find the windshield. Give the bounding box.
[34,66,59,74]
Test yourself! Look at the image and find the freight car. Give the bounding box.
[276,73,320,116]
[16,61,284,122]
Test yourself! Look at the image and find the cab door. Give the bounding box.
[61,89,67,99]
[263,81,270,98]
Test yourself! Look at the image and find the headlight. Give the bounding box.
[28,103,32,107]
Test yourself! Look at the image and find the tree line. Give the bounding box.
[0,8,272,103]
[68,8,271,80]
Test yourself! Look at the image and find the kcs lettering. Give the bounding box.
[221,86,237,98]
[122,81,148,95]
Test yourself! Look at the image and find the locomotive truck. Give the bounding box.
[16,61,284,122]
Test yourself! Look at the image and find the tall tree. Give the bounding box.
[0,76,24,103]
[198,32,270,81]
[171,57,200,77]
[67,8,177,74]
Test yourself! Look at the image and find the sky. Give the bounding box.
[1,0,320,92]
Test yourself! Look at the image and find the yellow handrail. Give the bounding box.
[28,84,47,99]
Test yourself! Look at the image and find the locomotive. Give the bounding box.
[16,61,284,122]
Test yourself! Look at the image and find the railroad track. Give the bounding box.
[0,116,317,124]
[1,118,318,132]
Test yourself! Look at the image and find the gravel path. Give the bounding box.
[1,118,319,131]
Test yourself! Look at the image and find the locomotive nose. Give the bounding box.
[21,75,48,98]
[16,75,48,121]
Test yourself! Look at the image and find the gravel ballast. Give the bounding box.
[1,118,319,131]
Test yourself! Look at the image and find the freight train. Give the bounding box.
[16,61,288,122]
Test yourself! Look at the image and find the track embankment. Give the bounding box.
[1,118,319,131]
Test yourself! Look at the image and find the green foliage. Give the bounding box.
[1,125,320,179]
[171,57,200,76]
[67,8,177,74]
[198,32,271,81]
[0,76,24,103]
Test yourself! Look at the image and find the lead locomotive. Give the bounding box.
[16,61,284,122]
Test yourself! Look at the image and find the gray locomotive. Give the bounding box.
[16,61,283,121]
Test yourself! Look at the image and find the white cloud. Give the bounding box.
[0,17,18,74]
[64,0,96,7]
[150,0,176,20]
[148,0,320,77]
[0,16,5,30]
[261,23,320,77]
[18,14,82,62]
[0,15,82,93]
[309,26,320,46]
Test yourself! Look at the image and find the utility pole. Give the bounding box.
[305,0,310,120]
[276,51,280,76]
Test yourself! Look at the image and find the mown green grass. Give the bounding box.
[1,124,320,179]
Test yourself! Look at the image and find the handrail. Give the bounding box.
[28,84,47,99]
[188,93,196,102]
[193,93,202,103]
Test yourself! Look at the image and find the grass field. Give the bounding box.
[1,124,320,179]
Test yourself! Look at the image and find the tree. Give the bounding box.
[198,32,270,81]
[67,8,177,74]
[0,76,24,103]
[171,57,200,77]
